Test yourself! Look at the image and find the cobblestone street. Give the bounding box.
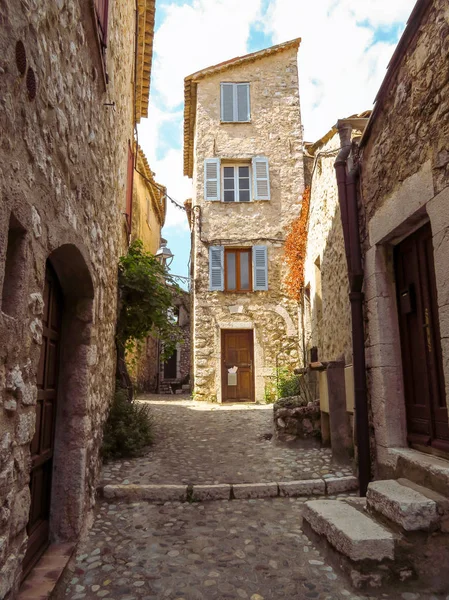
[101,397,353,486]
[58,396,449,600]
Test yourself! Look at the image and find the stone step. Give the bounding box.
[367,478,449,531]
[303,499,395,562]
[391,448,449,497]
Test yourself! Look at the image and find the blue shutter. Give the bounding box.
[252,156,270,200]
[204,158,221,201]
[221,83,234,122]
[209,246,224,291]
[236,83,250,121]
[253,246,268,291]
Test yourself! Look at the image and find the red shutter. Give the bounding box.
[126,143,134,231]
[94,0,109,54]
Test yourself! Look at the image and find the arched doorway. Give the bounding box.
[23,244,95,579]
[23,265,63,576]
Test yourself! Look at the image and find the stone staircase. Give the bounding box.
[302,451,449,593]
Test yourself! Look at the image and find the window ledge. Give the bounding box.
[220,121,252,124]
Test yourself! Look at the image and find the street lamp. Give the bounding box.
[155,239,174,268]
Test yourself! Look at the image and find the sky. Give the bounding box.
[137,0,417,286]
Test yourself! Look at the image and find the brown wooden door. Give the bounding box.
[23,265,63,577]
[395,222,449,453]
[221,330,254,402]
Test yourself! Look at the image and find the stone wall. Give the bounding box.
[359,0,449,470]
[303,132,352,365]
[0,0,135,595]
[191,46,304,402]
[129,148,165,393]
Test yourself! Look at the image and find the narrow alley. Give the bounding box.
[56,396,445,600]
[3,0,449,598]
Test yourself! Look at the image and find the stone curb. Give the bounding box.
[100,476,359,503]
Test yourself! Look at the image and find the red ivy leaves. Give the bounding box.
[284,186,311,301]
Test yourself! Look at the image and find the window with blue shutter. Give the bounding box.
[204,158,221,201]
[253,246,268,291]
[220,83,250,122]
[209,246,224,291]
[252,157,270,200]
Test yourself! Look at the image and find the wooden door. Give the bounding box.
[395,222,449,453]
[221,330,254,402]
[23,265,63,577]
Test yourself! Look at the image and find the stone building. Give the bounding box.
[184,39,304,403]
[303,0,449,591]
[0,0,156,595]
[129,146,167,393]
[158,291,191,394]
[301,115,370,457]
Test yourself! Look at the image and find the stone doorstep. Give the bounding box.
[100,476,359,503]
[392,448,449,497]
[366,478,446,531]
[303,499,395,562]
[18,542,75,600]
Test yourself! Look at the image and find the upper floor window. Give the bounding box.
[209,245,268,292]
[94,0,109,57]
[221,83,250,123]
[223,164,251,203]
[204,157,270,202]
[225,248,252,292]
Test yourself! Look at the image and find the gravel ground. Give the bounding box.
[101,396,354,487]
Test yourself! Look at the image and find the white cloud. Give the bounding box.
[263,0,416,140]
[138,0,417,245]
[153,0,263,109]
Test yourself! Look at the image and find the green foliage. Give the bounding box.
[102,384,154,460]
[117,240,182,361]
[277,367,301,399]
[264,380,277,404]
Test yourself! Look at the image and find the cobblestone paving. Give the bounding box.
[101,397,353,486]
[63,498,446,600]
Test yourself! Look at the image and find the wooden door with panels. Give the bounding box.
[23,265,63,578]
[394,222,449,454]
[221,329,255,402]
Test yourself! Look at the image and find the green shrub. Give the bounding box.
[277,367,301,399]
[102,384,154,460]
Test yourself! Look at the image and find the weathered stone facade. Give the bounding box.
[357,0,449,472]
[0,0,155,595]
[303,131,352,365]
[185,40,304,402]
[129,147,166,393]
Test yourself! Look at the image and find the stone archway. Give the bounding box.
[45,244,95,543]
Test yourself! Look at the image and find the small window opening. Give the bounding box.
[2,214,27,317]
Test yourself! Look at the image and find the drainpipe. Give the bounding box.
[335,122,371,496]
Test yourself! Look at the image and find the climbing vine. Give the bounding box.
[284,186,311,301]
[116,239,183,363]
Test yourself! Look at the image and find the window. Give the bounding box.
[225,249,252,292]
[204,157,270,202]
[2,214,27,317]
[209,245,268,292]
[146,197,150,227]
[94,0,109,63]
[221,83,250,122]
[223,165,251,202]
